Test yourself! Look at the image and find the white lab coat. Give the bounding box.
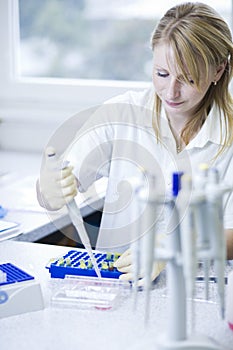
[66,86,233,252]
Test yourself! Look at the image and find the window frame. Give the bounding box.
[0,0,149,124]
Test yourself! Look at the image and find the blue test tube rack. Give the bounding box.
[47,250,122,279]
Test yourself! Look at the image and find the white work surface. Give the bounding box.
[0,241,233,350]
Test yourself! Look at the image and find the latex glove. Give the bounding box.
[37,147,78,210]
[114,248,166,286]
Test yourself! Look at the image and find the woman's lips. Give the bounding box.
[165,100,184,107]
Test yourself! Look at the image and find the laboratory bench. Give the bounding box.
[0,240,233,350]
[0,150,106,246]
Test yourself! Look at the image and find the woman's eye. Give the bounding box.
[156,71,169,78]
[188,78,195,84]
[178,76,195,85]
[182,76,195,84]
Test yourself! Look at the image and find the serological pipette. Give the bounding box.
[45,147,101,279]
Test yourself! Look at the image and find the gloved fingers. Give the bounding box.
[61,185,77,198]
[39,148,79,211]
[118,261,166,285]
[135,277,144,288]
[60,166,74,179]
[57,166,78,199]
[118,271,144,282]
[42,185,76,209]
[113,249,132,269]
[151,261,166,280]
[39,173,76,207]
[60,172,77,188]
[116,265,132,273]
[119,272,133,281]
[138,262,166,286]
[52,166,74,182]
[119,248,131,259]
[61,183,78,198]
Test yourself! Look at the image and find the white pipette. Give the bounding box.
[205,168,229,319]
[194,163,211,300]
[136,173,157,325]
[179,175,199,332]
[140,193,155,324]
[46,147,101,279]
[130,172,146,310]
[131,235,140,309]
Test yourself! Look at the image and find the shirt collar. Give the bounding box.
[160,104,225,149]
[186,105,225,149]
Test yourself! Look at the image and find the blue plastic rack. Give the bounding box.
[0,263,34,287]
[47,250,122,279]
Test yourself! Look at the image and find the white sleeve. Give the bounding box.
[66,121,113,193]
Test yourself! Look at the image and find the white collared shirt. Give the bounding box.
[67,87,233,251]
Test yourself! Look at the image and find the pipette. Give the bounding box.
[45,147,101,279]
[165,197,187,342]
[130,171,147,310]
[131,181,142,310]
[179,174,199,332]
[140,188,155,323]
[194,163,211,300]
[135,168,227,349]
[205,168,228,319]
[135,172,157,324]
[131,235,140,309]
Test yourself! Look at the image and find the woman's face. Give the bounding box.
[152,43,215,120]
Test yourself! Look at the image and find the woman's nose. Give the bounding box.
[166,78,181,100]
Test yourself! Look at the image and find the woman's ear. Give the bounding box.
[214,60,227,82]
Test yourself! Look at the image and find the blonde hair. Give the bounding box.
[151,2,233,155]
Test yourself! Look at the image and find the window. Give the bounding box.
[1,0,232,107]
[18,0,156,82]
[18,0,233,82]
[0,0,232,152]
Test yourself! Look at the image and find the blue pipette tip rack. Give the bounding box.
[47,250,122,279]
[0,263,34,286]
[0,263,44,318]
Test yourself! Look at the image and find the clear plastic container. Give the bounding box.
[50,275,131,310]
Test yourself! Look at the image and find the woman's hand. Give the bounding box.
[114,248,166,286]
[37,148,78,210]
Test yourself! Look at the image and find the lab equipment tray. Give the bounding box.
[0,263,34,286]
[47,250,122,279]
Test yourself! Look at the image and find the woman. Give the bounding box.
[38,2,233,282]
